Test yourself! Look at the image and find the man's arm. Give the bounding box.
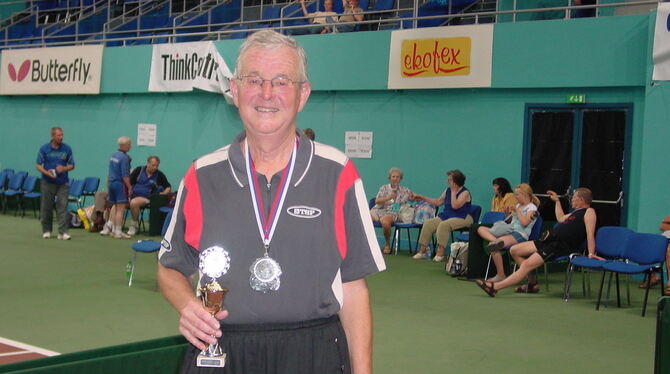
[584,208,598,258]
[339,278,372,374]
[547,190,567,221]
[660,215,670,232]
[129,167,140,186]
[157,264,227,350]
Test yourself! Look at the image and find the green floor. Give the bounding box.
[0,214,659,373]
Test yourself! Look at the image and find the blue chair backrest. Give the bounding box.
[528,215,544,240]
[480,211,505,225]
[83,177,100,194]
[7,172,27,190]
[161,210,174,236]
[594,226,633,258]
[468,204,482,223]
[373,0,395,11]
[623,233,669,266]
[262,6,281,20]
[22,175,37,192]
[359,0,370,10]
[69,179,85,197]
[0,171,8,189]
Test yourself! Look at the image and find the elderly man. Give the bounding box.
[35,126,75,240]
[158,30,385,374]
[126,155,171,236]
[101,136,132,239]
[476,187,597,296]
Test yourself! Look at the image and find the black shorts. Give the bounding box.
[533,239,572,262]
[180,315,350,374]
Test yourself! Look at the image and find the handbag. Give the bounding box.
[489,220,514,237]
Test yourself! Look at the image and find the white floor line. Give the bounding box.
[0,337,59,356]
[0,351,32,358]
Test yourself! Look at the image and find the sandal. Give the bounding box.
[382,245,391,255]
[515,283,540,294]
[476,279,497,297]
[639,276,660,289]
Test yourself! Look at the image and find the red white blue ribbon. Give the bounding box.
[244,138,297,249]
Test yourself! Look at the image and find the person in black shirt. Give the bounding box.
[126,155,171,236]
[476,187,597,297]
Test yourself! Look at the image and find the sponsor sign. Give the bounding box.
[653,3,670,80]
[0,45,103,95]
[149,41,233,102]
[388,25,493,89]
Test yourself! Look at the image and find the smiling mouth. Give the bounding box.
[255,106,279,113]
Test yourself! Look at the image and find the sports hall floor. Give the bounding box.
[0,213,659,373]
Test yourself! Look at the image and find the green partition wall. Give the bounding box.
[0,13,667,232]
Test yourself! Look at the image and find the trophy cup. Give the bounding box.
[197,246,231,368]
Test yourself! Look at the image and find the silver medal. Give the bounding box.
[199,246,231,280]
[249,254,282,293]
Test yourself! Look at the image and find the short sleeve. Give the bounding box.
[159,176,199,277]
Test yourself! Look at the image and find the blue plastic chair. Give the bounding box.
[23,176,41,218]
[563,226,633,301]
[128,210,173,287]
[597,232,669,317]
[450,204,481,243]
[4,173,32,216]
[484,215,543,281]
[2,171,27,214]
[67,179,86,209]
[80,177,100,206]
[456,210,505,242]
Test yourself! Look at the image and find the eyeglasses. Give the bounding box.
[237,75,303,90]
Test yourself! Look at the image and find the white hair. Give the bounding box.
[117,136,131,146]
[235,30,308,83]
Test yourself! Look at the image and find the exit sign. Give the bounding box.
[566,94,586,104]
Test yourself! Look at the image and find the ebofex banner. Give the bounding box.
[387,24,493,89]
[149,41,232,101]
[0,45,103,95]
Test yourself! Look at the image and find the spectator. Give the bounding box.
[336,0,364,32]
[476,187,597,296]
[100,136,132,239]
[412,169,472,262]
[490,177,516,213]
[303,128,315,140]
[299,0,338,34]
[35,126,75,240]
[477,183,540,283]
[370,167,414,254]
[126,155,171,236]
[639,215,670,295]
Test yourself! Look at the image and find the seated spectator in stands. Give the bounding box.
[299,0,338,34]
[100,136,132,239]
[412,169,472,262]
[370,167,414,254]
[477,183,540,283]
[572,0,596,18]
[490,177,516,213]
[639,215,670,294]
[126,156,171,236]
[335,0,364,32]
[303,128,315,140]
[476,187,597,296]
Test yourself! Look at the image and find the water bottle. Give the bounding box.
[125,261,132,278]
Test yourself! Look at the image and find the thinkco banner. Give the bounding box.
[0,45,103,95]
[149,41,232,102]
[387,24,493,89]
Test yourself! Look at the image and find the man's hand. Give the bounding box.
[547,190,559,202]
[588,253,604,260]
[179,298,229,351]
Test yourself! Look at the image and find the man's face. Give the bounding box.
[120,142,131,152]
[571,193,583,208]
[146,159,159,173]
[231,46,311,139]
[324,0,333,11]
[51,129,63,146]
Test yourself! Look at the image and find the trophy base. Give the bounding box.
[197,353,226,368]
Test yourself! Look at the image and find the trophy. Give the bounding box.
[197,246,231,368]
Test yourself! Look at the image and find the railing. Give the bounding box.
[0,0,660,49]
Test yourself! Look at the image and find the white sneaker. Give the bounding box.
[57,233,71,240]
[433,255,445,262]
[42,232,51,239]
[113,232,131,239]
[100,226,111,236]
[127,225,137,236]
[412,252,426,260]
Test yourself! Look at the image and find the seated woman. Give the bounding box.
[335,0,364,32]
[412,169,472,262]
[490,177,516,213]
[370,167,413,254]
[477,183,539,284]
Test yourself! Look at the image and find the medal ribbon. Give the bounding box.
[245,138,297,249]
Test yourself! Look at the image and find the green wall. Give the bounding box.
[1,13,666,232]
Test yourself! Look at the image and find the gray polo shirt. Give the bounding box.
[159,131,385,324]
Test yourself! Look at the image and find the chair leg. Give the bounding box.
[563,263,574,301]
[544,263,550,292]
[642,271,652,317]
[128,252,137,287]
[596,271,607,311]
[404,228,412,254]
[393,227,399,255]
[615,273,621,308]
[484,254,493,280]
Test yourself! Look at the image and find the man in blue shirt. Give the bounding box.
[35,126,75,240]
[101,136,133,239]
